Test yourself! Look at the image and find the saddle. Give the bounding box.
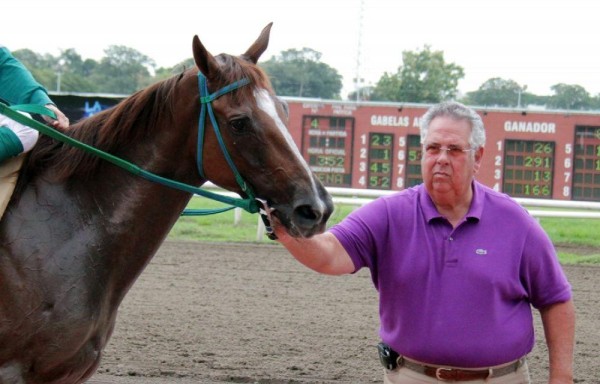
[0,154,24,220]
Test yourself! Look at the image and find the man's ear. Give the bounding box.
[473,147,484,174]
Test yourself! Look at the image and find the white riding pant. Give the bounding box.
[0,112,39,153]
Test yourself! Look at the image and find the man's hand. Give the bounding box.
[257,198,278,240]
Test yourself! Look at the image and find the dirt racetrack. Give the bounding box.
[89,241,599,383]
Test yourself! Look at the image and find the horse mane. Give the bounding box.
[20,73,183,186]
[19,53,273,185]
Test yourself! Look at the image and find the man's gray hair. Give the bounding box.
[419,101,486,148]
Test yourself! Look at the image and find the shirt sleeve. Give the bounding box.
[330,196,390,273]
[0,46,53,106]
[520,218,572,309]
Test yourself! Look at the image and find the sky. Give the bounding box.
[3,0,600,99]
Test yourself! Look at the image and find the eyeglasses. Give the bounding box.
[423,143,475,157]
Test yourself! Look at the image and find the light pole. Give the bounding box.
[516,84,527,108]
[55,59,65,93]
[354,0,364,101]
[353,77,364,102]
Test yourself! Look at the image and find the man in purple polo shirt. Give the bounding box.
[271,101,575,383]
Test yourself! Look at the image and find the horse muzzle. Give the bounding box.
[257,192,333,239]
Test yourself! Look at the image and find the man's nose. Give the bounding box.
[436,149,451,162]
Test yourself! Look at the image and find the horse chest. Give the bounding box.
[0,295,114,384]
[0,243,120,383]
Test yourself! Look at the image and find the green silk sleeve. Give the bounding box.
[0,47,53,107]
[0,126,24,162]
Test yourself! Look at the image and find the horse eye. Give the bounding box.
[229,117,251,134]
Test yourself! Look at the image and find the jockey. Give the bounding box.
[0,45,69,162]
[0,45,69,219]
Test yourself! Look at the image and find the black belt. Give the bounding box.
[399,357,524,381]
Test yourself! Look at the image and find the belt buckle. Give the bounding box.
[435,368,454,381]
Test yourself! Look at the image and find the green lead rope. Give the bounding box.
[0,102,259,215]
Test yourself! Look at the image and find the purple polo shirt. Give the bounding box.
[330,181,571,367]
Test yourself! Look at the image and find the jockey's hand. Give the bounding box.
[43,104,70,130]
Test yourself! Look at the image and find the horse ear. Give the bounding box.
[193,35,221,78]
[241,22,273,64]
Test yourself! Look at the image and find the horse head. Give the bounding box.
[190,23,333,238]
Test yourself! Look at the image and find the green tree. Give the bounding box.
[59,49,86,75]
[462,78,527,107]
[88,45,155,94]
[591,94,600,110]
[369,72,402,102]
[547,83,593,110]
[154,58,195,83]
[12,49,58,91]
[13,46,159,94]
[260,48,342,99]
[347,85,374,101]
[371,45,464,103]
[12,48,50,69]
[53,49,98,92]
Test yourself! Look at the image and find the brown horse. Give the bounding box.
[0,24,333,384]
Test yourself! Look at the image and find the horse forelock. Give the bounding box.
[214,54,274,103]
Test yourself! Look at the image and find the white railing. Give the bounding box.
[197,183,600,241]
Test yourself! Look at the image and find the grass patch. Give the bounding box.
[168,198,358,243]
[538,217,600,248]
[558,253,600,265]
[169,197,600,265]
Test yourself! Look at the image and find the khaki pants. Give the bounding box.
[383,359,530,384]
[0,155,24,220]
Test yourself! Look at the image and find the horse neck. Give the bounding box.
[15,85,201,281]
[77,106,201,243]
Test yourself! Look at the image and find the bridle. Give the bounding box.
[195,71,257,211]
[194,71,274,232]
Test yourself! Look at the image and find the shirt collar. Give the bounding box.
[419,181,483,223]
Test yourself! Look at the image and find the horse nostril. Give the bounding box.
[293,204,323,224]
